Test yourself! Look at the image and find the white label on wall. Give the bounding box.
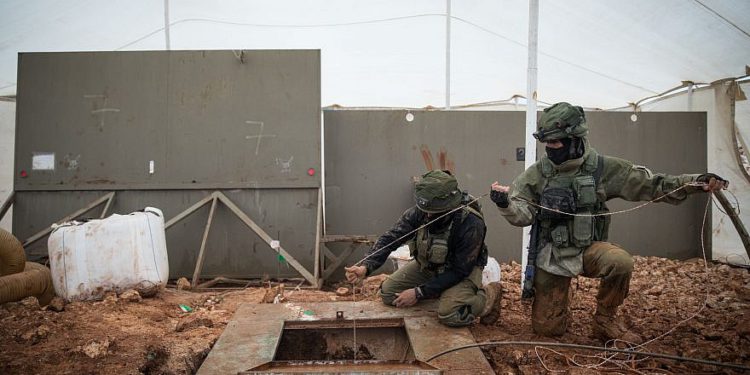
[32,152,55,170]
[149,160,155,174]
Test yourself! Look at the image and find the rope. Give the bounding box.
[353,193,488,266]
[512,182,705,218]
[424,341,750,371]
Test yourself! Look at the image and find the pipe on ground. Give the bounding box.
[0,228,55,306]
[0,227,26,276]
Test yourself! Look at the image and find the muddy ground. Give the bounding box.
[1,256,749,374]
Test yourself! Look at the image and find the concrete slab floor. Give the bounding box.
[197,301,494,374]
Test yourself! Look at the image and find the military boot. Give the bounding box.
[592,306,642,343]
[479,282,502,324]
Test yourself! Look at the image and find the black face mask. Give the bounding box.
[426,211,453,231]
[546,137,585,165]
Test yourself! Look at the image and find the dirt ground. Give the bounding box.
[1,256,749,374]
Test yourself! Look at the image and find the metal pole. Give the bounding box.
[521,0,539,292]
[164,0,171,50]
[445,0,451,109]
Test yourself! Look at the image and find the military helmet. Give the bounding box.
[533,102,589,142]
[414,170,462,213]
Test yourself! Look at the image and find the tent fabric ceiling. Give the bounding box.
[0,0,748,109]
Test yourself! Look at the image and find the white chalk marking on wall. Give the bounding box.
[63,154,81,170]
[244,120,277,155]
[83,94,120,130]
[275,156,294,173]
[32,152,55,171]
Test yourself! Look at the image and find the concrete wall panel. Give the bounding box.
[324,110,707,264]
[15,50,321,190]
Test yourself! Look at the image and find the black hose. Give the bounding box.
[425,341,750,371]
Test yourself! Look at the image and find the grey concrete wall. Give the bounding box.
[324,110,707,265]
[13,50,322,280]
[15,50,321,190]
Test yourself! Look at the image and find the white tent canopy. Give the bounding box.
[1,0,748,109]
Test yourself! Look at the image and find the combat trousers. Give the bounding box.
[532,241,634,336]
[379,260,486,327]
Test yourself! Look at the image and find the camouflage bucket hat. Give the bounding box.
[414,170,462,213]
[533,102,589,142]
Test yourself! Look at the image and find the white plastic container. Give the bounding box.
[388,245,413,269]
[482,257,502,286]
[47,207,169,301]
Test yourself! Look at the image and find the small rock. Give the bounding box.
[262,284,285,303]
[176,277,191,291]
[19,296,40,310]
[701,329,723,341]
[175,313,214,332]
[102,292,118,305]
[79,338,110,358]
[335,287,350,296]
[47,297,65,312]
[21,324,50,344]
[735,285,750,301]
[517,364,542,375]
[119,290,142,303]
[645,285,664,296]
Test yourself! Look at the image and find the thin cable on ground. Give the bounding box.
[425,341,750,371]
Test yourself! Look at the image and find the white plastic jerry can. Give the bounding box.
[47,207,169,301]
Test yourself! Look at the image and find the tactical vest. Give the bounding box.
[537,152,608,256]
[410,200,487,274]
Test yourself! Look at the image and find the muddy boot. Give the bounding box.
[592,306,641,344]
[479,282,502,325]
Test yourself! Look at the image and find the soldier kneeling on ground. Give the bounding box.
[490,102,726,342]
[346,170,502,327]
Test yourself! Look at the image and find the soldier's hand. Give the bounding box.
[697,173,728,192]
[490,181,510,208]
[393,288,419,307]
[344,265,367,284]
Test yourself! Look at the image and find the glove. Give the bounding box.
[697,173,728,191]
[490,189,510,208]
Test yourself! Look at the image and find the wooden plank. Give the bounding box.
[216,192,317,285]
[320,234,378,243]
[313,188,322,288]
[322,243,358,280]
[0,191,15,222]
[164,192,216,229]
[22,191,115,248]
[192,197,218,288]
[99,191,116,219]
[322,245,337,262]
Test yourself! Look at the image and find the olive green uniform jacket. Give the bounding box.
[497,146,703,277]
